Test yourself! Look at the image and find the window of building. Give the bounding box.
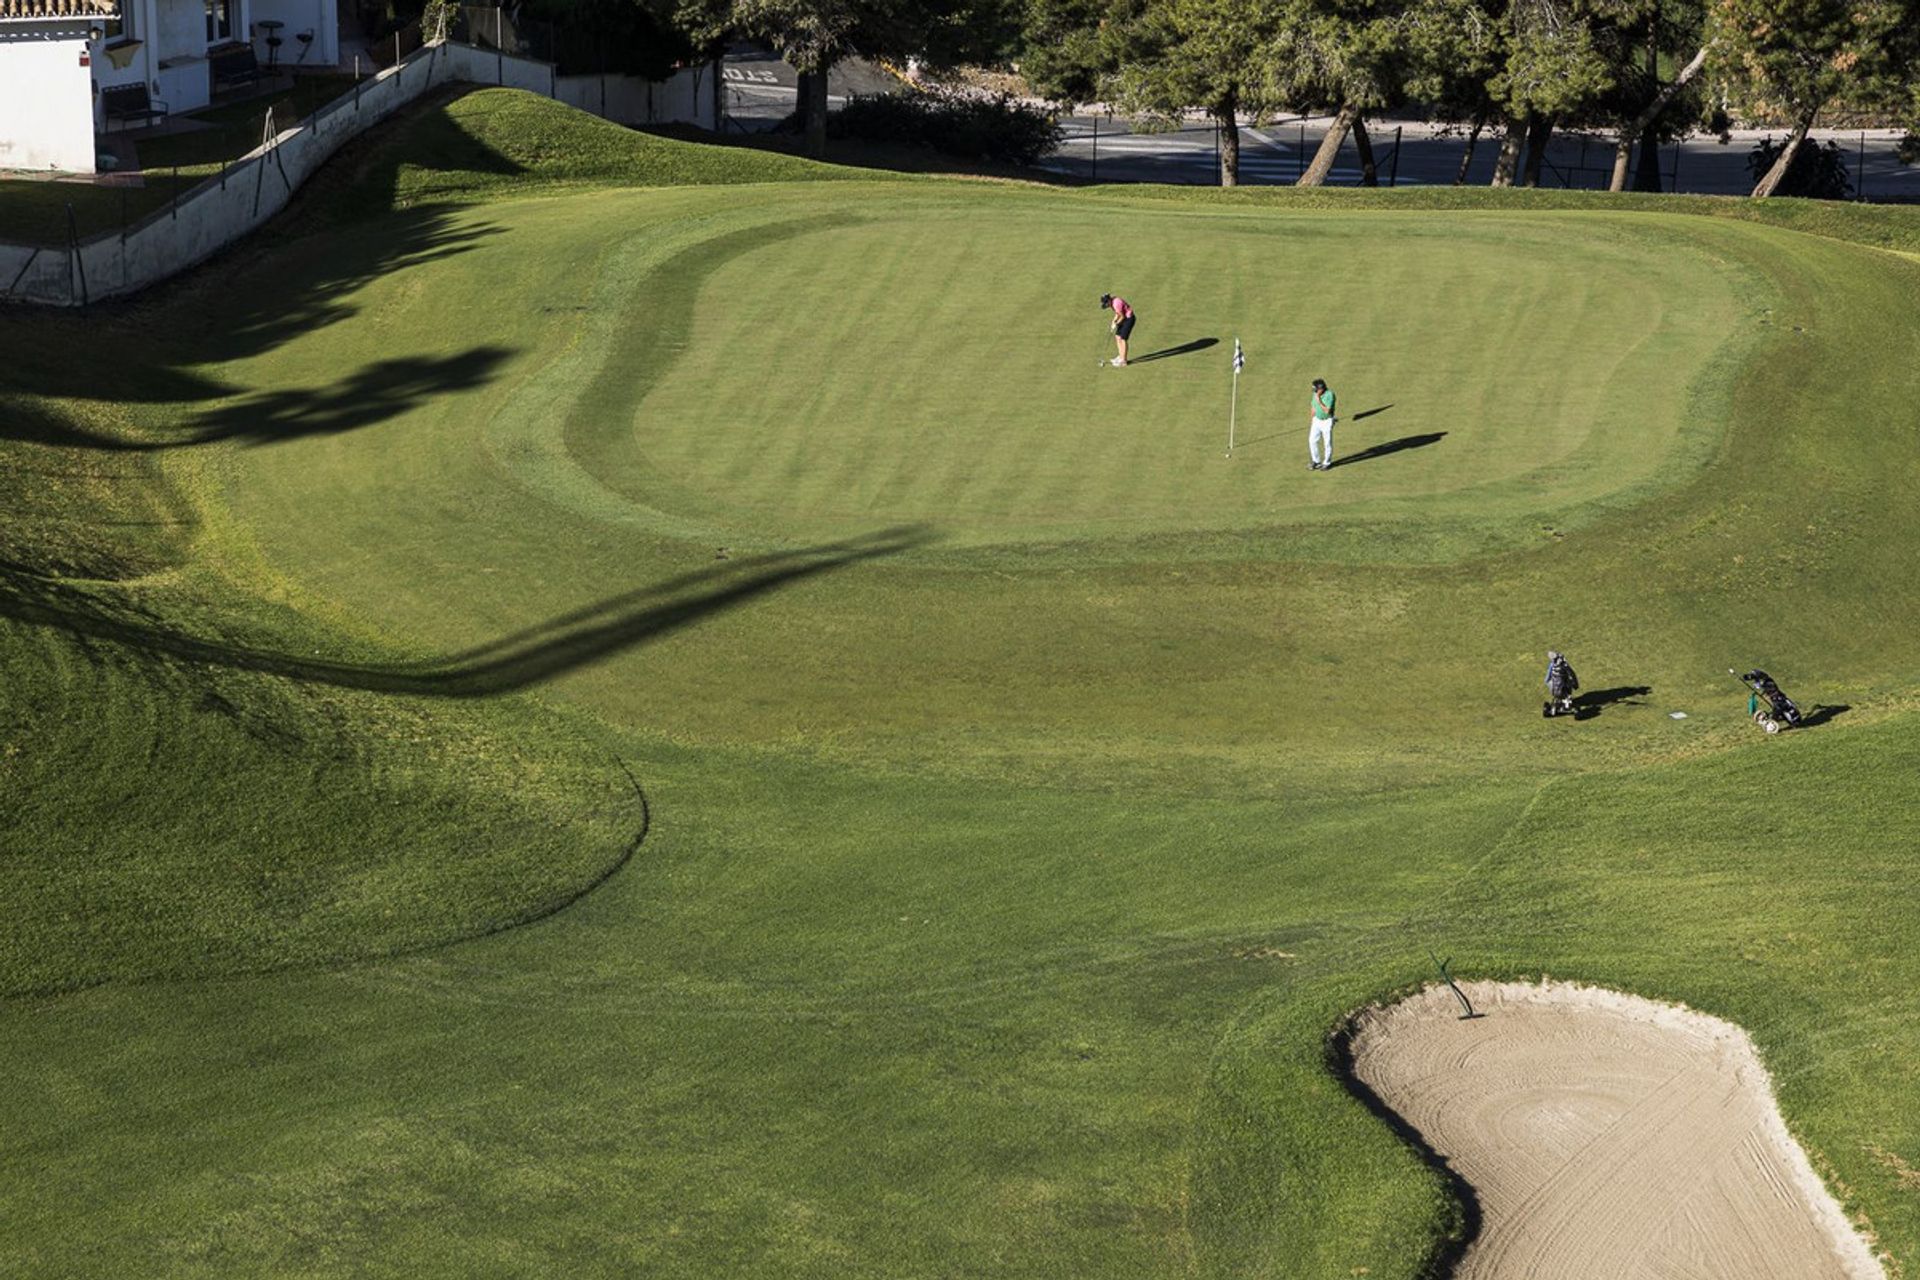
[97,1,133,39]
[206,0,231,43]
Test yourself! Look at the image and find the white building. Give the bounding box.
[0,0,110,172]
[1,0,338,175]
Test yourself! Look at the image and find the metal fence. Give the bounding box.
[1058,118,1421,187]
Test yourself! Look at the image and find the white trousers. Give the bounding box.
[1309,416,1335,465]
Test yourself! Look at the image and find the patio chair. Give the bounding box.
[101,84,169,132]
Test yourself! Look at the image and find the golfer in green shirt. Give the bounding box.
[1309,378,1337,470]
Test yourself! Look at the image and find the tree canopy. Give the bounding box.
[654,0,1918,193]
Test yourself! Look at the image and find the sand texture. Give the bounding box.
[1348,981,1884,1279]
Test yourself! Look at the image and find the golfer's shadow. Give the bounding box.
[1327,431,1445,469]
[1571,685,1653,721]
[1130,337,1218,363]
[1231,406,1401,453]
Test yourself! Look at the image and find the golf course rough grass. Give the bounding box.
[2,87,1918,1278]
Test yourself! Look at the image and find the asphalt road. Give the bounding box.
[1041,116,1920,199]
[718,52,893,133]
[712,59,1919,198]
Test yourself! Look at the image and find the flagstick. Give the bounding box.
[1226,365,1239,458]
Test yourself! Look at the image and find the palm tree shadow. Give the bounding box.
[0,526,934,697]
[1571,685,1652,721]
[185,348,515,448]
[1130,337,1219,363]
[1,203,506,453]
[16,348,516,452]
[1327,432,1446,469]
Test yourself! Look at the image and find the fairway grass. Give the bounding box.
[3,89,1919,1278]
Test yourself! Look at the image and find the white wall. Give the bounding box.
[438,43,716,128]
[0,31,97,173]
[91,0,159,96]
[151,0,202,62]
[0,41,724,304]
[552,67,714,129]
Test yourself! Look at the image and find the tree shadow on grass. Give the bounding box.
[1327,432,1446,469]
[1571,685,1652,721]
[6,347,515,452]
[1130,337,1219,363]
[180,348,514,448]
[0,526,933,697]
[0,200,506,452]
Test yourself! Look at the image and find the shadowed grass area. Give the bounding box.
[2,89,1919,1278]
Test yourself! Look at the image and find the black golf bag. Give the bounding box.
[1741,669,1802,733]
[1543,652,1579,718]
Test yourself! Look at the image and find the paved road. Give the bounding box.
[713,60,1919,198]
[1044,115,1919,199]
[718,52,894,133]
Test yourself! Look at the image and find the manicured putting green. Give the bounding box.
[200,186,1749,562]
[619,205,1741,545]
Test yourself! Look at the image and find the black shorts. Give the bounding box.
[1114,314,1136,340]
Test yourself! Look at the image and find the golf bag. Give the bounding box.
[1543,651,1579,718]
[1740,669,1803,733]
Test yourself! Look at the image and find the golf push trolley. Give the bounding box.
[1734,668,1803,734]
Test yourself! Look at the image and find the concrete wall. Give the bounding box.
[552,63,713,128]
[0,40,722,305]
[431,42,715,129]
[0,29,97,173]
[151,0,204,63]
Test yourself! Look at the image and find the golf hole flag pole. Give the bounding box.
[1226,338,1245,458]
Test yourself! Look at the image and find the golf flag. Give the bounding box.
[1226,339,1243,457]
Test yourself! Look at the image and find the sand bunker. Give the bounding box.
[1348,981,1884,1279]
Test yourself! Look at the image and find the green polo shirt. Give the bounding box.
[1312,388,1336,419]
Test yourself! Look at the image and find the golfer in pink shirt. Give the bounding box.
[1100,293,1136,367]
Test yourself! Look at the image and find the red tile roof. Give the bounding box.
[0,0,118,18]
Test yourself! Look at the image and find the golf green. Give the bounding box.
[3,89,1919,1279]
[211,189,1751,557]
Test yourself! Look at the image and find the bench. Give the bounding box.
[210,45,261,93]
[100,83,169,132]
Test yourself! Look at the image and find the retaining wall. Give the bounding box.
[1,40,720,306]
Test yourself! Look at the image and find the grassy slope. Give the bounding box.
[297,85,862,224]
[0,324,642,996]
[3,89,1919,1277]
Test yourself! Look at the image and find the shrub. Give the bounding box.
[1746,136,1855,200]
[830,91,1063,167]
